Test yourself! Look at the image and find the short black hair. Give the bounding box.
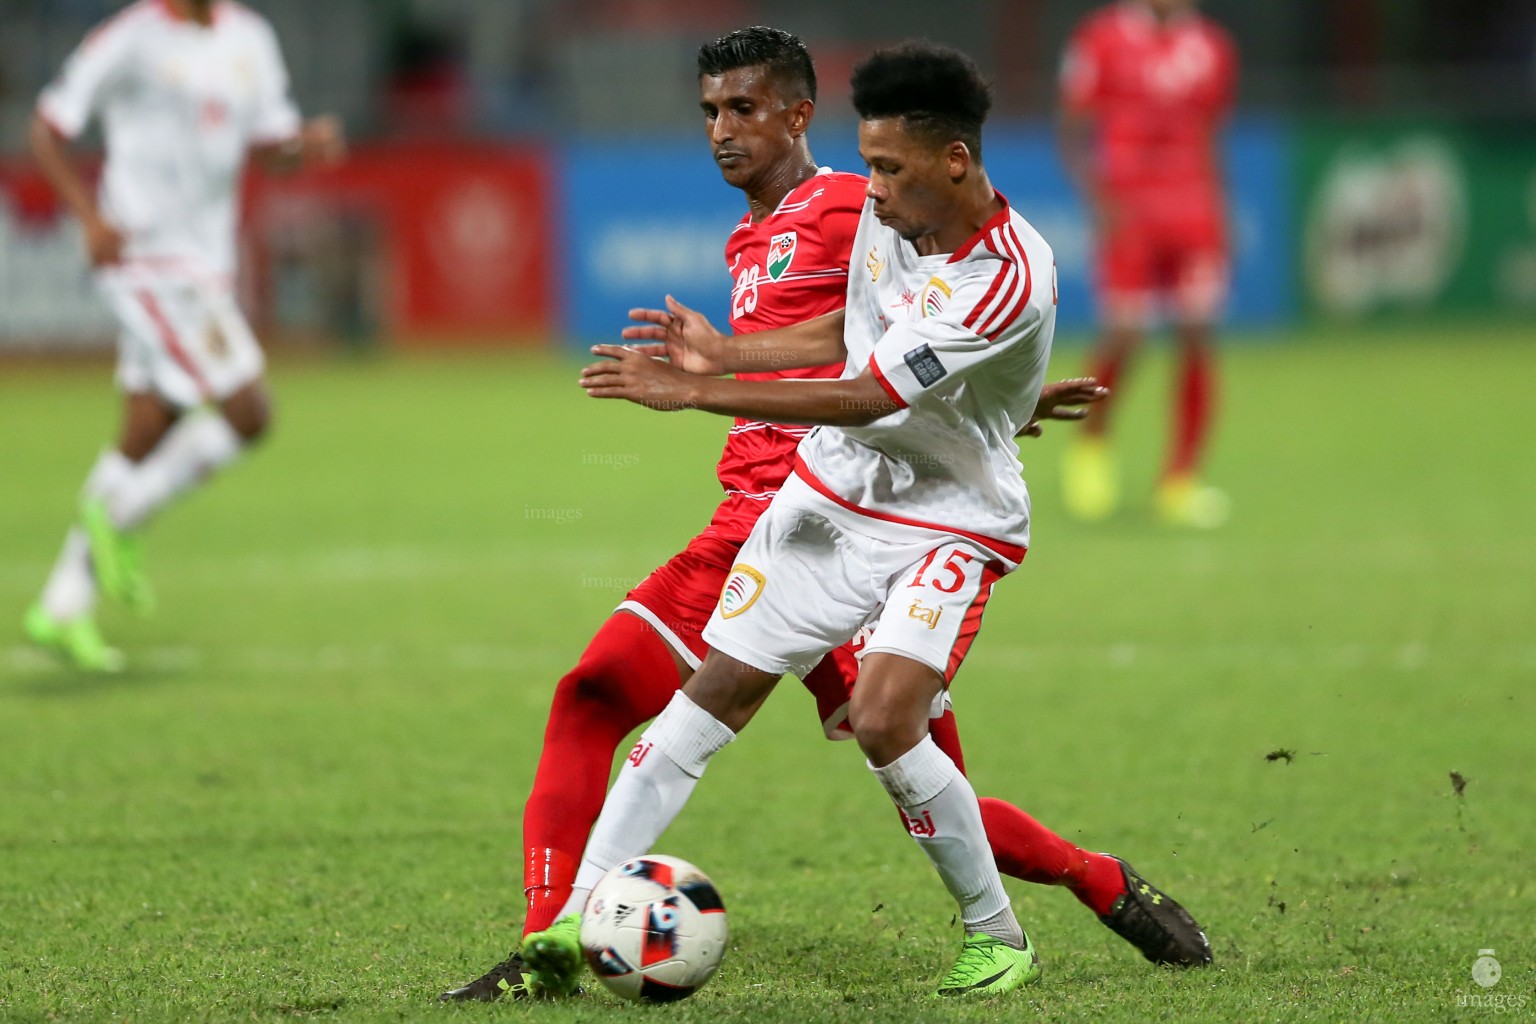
[697,26,817,104]
[851,42,991,162]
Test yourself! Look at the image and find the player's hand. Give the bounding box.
[581,343,699,411]
[621,295,728,375]
[301,115,346,165]
[83,213,125,267]
[1016,377,1108,438]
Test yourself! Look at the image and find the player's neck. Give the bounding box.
[915,176,1003,258]
[744,152,820,224]
[166,0,216,26]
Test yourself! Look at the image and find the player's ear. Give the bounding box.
[789,98,814,137]
[946,140,972,181]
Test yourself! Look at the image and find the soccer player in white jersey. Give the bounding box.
[23,0,344,670]
[514,42,1207,999]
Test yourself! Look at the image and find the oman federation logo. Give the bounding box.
[767,232,797,281]
[719,564,766,618]
[921,275,952,317]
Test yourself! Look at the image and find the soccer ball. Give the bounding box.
[580,854,728,1002]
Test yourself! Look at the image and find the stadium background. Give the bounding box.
[2,3,1533,1020]
[3,0,1536,349]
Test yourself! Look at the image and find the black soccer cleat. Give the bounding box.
[1099,857,1213,967]
[438,949,533,1002]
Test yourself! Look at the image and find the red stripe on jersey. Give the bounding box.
[868,355,908,409]
[944,559,1007,682]
[136,289,213,399]
[977,227,1033,341]
[792,455,1028,565]
[969,249,1021,339]
[948,191,1014,264]
[961,262,1014,332]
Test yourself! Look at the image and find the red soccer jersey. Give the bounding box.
[1060,2,1237,202]
[704,170,867,542]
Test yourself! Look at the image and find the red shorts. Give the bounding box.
[618,531,951,741]
[1097,191,1229,325]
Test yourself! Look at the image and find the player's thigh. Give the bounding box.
[1096,216,1155,330]
[701,496,878,681]
[865,539,1009,684]
[97,273,264,411]
[618,532,743,674]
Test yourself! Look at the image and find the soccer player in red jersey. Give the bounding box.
[441,27,1205,1002]
[1057,0,1239,528]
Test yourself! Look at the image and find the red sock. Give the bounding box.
[521,613,682,935]
[929,711,1125,916]
[1168,345,1214,478]
[1086,353,1125,438]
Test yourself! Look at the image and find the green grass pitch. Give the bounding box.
[1,325,1531,1022]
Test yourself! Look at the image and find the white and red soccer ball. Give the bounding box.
[580,854,728,1002]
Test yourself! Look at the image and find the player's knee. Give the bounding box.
[848,704,926,768]
[221,385,272,444]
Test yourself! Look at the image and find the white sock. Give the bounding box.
[870,734,1023,946]
[553,691,736,920]
[107,411,244,530]
[38,450,135,620]
[40,527,96,621]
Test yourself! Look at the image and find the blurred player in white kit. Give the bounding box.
[24,0,344,670]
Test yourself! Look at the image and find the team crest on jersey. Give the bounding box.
[720,564,766,618]
[920,276,952,318]
[766,232,797,281]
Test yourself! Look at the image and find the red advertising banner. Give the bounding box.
[245,142,555,345]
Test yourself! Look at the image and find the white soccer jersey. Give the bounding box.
[37,0,301,278]
[794,194,1057,563]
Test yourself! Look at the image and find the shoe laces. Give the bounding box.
[941,936,1004,987]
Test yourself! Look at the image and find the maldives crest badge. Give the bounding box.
[720,564,766,618]
[767,232,797,281]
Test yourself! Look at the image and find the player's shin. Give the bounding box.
[871,734,1024,947]
[557,691,736,919]
[108,409,243,530]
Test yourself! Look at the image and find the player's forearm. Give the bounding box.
[684,374,896,427]
[1055,113,1099,203]
[719,310,847,373]
[250,137,304,174]
[29,115,100,224]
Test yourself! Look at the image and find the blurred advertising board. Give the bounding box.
[560,117,1294,345]
[245,143,555,344]
[0,161,115,350]
[1297,118,1536,321]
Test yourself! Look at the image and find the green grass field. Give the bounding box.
[2,325,1532,1022]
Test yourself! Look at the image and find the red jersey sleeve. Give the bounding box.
[1059,16,1106,115]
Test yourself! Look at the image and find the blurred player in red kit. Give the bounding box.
[441,26,1207,1002]
[1057,0,1238,528]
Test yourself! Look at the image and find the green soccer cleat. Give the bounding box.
[935,931,1042,997]
[80,498,155,616]
[23,603,125,673]
[1062,437,1119,522]
[520,914,584,998]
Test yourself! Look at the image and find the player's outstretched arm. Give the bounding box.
[29,114,121,267]
[1016,377,1109,438]
[581,344,896,426]
[251,115,346,174]
[622,295,846,374]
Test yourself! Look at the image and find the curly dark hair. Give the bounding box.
[851,42,992,161]
[697,26,817,104]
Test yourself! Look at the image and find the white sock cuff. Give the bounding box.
[82,449,133,500]
[869,734,956,807]
[644,690,736,778]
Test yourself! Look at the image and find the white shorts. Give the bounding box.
[97,268,265,410]
[701,474,1010,683]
